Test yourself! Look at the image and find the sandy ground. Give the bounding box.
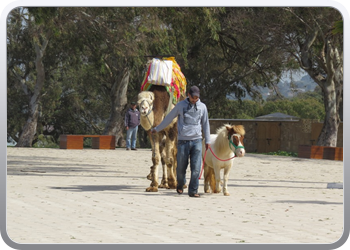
[5,147,344,244]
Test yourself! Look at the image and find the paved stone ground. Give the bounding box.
[6,147,344,244]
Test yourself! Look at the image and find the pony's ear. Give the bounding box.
[226,125,233,133]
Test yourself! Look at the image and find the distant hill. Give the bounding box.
[228,73,318,100]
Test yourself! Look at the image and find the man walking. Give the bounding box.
[125,102,140,150]
[151,86,210,197]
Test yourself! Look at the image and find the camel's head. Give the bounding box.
[137,91,154,116]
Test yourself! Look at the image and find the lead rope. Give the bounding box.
[199,141,239,180]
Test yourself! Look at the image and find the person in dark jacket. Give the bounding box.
[125,102,140,150]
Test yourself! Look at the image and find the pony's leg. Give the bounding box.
[204,164,216,193]
[213,166,222,193]
[146,133,161,192]
[223,164,232,196]
[203,164,211,193]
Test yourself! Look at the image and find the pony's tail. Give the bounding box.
[204,166,216,193]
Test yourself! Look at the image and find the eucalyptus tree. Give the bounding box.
[65,7,161,146]
[7,7,94,146]
[283,7,343,146]
[7,7,59,146]
[215,7,343,146]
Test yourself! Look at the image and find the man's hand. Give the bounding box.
[126,126,129,130]
[205,144,210,151]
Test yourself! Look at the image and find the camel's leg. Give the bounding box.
[146,133,161,192]
[159,151,169,188]
[213,166,222,193]
[223,164,232,196]
[164,140,177,189]
[172,144,177,178]
[147,166,153,180]
[162,127,178,189]
[158,138,169,188]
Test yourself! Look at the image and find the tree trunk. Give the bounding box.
[299,31,342,147]
[103,68,129,147]
[17,39,48,147]
[316,81,340,147]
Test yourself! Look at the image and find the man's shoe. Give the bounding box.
[131,148,137,151]
[189,193,200,198]
[126,148,130,150]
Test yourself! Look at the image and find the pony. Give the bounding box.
[137,86,178,191]
[202,124,245,196]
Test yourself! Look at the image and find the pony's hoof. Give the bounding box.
[205,190,210,193]
[158,184,168,188]
[146,186,158,192]
[224,192,230,196]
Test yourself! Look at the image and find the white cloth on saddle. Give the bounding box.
[147,58,173,86]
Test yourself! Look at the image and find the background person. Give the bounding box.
[151,86,210,197]
[125,102,140,150]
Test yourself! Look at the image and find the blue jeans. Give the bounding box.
[176,139,202,195]
[126,126,138,149]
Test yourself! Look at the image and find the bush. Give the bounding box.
[33,134,59,148]
[265,150,298,157]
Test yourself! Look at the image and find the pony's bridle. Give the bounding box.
[228,133,245,152]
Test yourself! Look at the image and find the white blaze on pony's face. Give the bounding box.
[137,91,154,116]
[231,133,245,157]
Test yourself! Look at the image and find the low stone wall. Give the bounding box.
[209,119,343,154]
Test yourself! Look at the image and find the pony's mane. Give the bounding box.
[232,125,245,136]
[213,124,245,153]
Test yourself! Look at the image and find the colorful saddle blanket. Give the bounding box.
[140,57,187,104]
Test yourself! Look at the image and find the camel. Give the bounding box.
[137,85,178,192]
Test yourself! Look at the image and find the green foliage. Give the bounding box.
[265,150,298,157]
[260,94,324,120]
[208,90,324,121]
[332,20,343,35]
[33,135,59,148]
[7,7,341,147]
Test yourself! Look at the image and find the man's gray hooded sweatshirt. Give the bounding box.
[154,97,210,144]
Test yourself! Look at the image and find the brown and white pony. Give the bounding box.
[202,124,245,196]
